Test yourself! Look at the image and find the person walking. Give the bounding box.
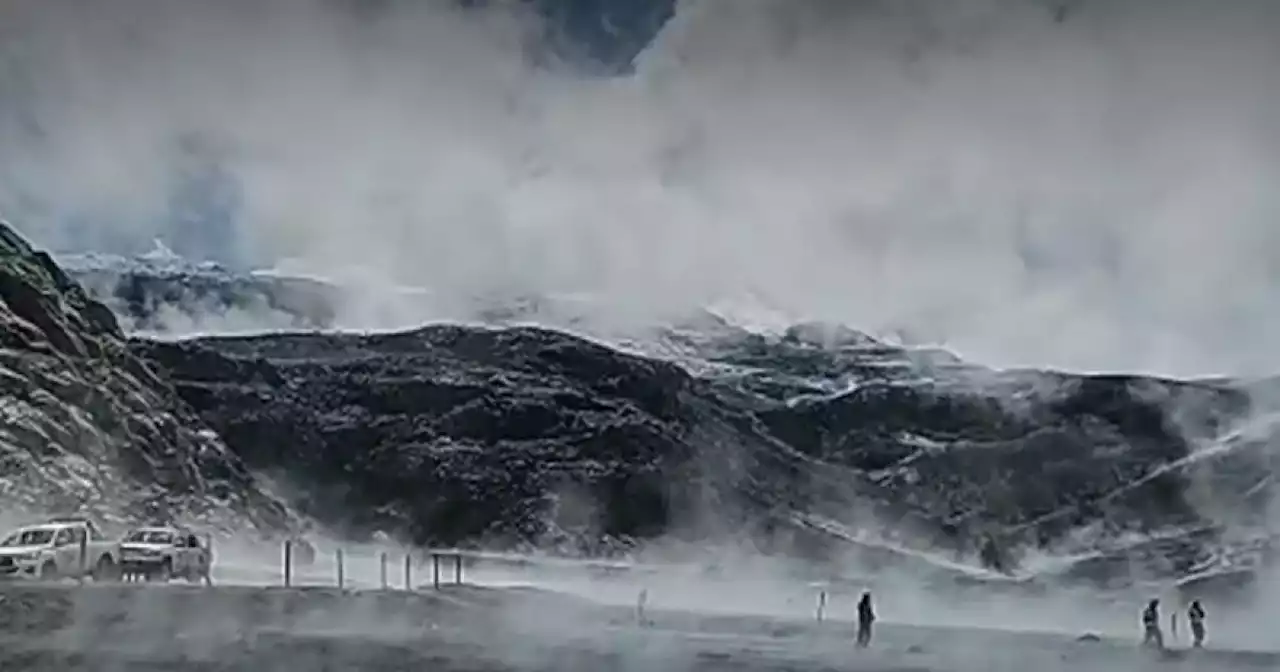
[856,591,875,648]
[1141,599,1164,650]
[1187,600,1206,648]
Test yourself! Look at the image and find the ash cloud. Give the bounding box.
[0,0,1278,377]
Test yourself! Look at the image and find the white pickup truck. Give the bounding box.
[0,517,122,581]
[119,526,213,583]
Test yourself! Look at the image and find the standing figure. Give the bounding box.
[856,591,876,648]
[1187,600,1206,648]
[189,533,214,586]
[1141,599,1164,650]
[979,535,1008,574]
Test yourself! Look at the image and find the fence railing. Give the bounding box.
[58,532,847,628]
[274,541,841,624]
[280,541,465,591]
[60,536,860,630]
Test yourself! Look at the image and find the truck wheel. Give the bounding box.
[150,560,172,583]
[39,561,58,581]
[92,556,118,582]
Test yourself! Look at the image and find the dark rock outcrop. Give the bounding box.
[0,220,291,531]
[48,231,1280,587]
[130,307,1280,586]
[132,327,715,554]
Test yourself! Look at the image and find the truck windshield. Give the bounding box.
[125,530,174,544]
[1,529,55,546]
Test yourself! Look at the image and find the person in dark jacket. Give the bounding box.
[979,536,1008,574]
[1187,600,1206,648]
[1141,599,1164,649]
[856,591,875,648]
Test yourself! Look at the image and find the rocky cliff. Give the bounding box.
[129,304,1280,587]
[0,220,291,531]
[40,237,1280,587]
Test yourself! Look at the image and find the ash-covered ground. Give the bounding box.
[1,575,1277,672]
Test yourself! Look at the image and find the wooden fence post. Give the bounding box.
[432,553,441,589]
[203,534,215,587]
[403,553,412,590]
[454,554,462,585]
[380,552,388,590]
[336,548,345,590]
[78,533,88,583]
[283,540,293,588]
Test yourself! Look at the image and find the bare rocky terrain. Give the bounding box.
[0,213,1264,590]
[3,210,1279,597]
[0,220,293,532]
[124,277,1280,590]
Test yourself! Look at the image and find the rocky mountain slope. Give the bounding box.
[123,311,1280,589]
[0,220,292,532]
[44,243,1280,589]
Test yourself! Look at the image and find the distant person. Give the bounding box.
[979,535,1009,574]
[1187,600,1206,648]
[856,591,875,648]
[1141,599,1164,650]
[190,534,214,586]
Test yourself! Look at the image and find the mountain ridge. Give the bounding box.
[100,266,1278,590]
[3,225,1276,593]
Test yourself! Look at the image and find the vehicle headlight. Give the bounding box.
[14,553,40,563]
